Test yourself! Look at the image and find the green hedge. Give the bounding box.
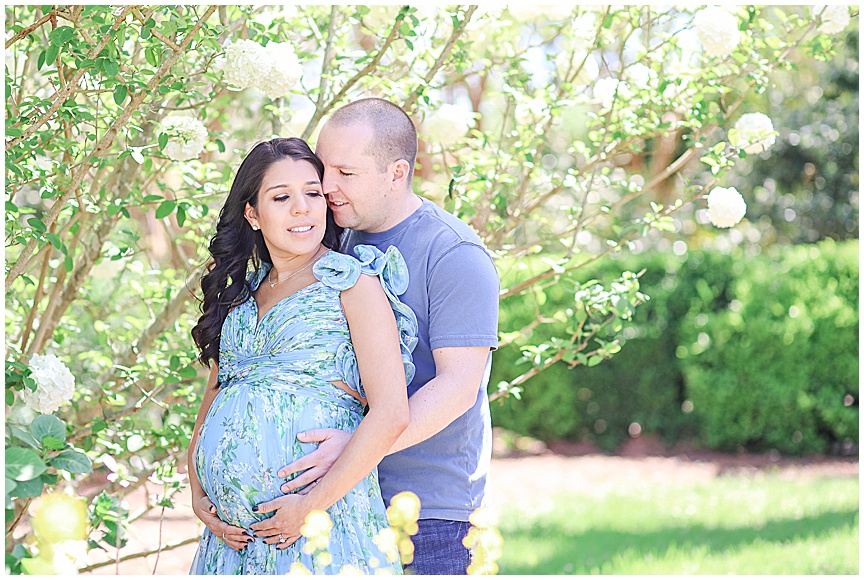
[490,239,858,455]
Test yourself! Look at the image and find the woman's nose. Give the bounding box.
[291,195,311,214]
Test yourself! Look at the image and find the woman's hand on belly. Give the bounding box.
[193,491,254,551]
[249,493,309,549]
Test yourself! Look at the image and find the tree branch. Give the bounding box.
[4,7,57,49]
[78,535,202,573]
[403,6,477,114]
[6,5,218,288]
[302,6,408,141]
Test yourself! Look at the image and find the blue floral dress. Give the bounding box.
[190,246,417,575]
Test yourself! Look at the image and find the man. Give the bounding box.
[253,97,499,574]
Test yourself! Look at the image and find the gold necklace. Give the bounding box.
[268,248,326,288]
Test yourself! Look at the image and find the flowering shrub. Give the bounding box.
[731,113,778,155]
[3,4,856,574]
[816,5,851,34]
[18,354,75,415]
[706,187,748,228]
[692,7,741,58]
[221,38,303,99]
[463,507,504,575]
[159,116,209,161]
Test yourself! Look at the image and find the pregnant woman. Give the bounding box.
[187,138,416,574]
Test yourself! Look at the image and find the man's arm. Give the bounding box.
[389,345,490,453]
[279,345,490,491]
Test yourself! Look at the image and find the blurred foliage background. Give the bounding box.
[3,4,858,573]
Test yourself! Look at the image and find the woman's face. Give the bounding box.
[245,157,326,260]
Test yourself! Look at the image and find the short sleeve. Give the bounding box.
[428,243,499,351]
[321,246,418,398]
[313,252,362,291]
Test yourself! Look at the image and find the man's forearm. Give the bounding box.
[387,375,478,455]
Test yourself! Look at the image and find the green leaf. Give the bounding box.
[215,139,226,153]
[45,233,63,250]
[158,132,169,150]
[9,475,44,499]
[6,127,22,137]
[9,426,41,450]
[31,414,66,444]
[587,355,604,367]
[48,26,76,46]
[103,59,119,77]
[64,254,73,272]
[42,437,67,450]
[49,450,92,474]
[27,217,47,232]
[176,205,187,227]
[5,478,16,497]
[145,47,159,67]
[37,50,46,70]
[5,390,14,406]
[113,84,128,106]
[4,448,47,482]
[45,44,59,65]
[155,199,176,219]
[178,365,197,379]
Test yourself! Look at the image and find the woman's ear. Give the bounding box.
[244,203,259,231]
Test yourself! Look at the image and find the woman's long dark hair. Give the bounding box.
[191,137,342,367]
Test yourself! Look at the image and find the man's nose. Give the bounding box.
[322,172,337,196]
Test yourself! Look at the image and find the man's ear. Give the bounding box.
[390,159,411,191]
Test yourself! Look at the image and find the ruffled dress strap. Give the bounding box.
[313,246,418,398]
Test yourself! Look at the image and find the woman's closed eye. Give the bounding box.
[306,191,324,197]
[274,194,290,202]
[339,170,354,177]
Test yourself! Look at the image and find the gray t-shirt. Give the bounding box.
[342,198,499,521]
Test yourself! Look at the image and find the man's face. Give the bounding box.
[316,122,395,233]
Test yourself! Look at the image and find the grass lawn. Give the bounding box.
[497,474,859,574]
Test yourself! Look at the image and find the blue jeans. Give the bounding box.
[405,519,472,575]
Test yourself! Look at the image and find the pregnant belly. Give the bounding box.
[194,382,362,528]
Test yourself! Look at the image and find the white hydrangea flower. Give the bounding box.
[160,116,208,161]
[514,96,548,125]
[732,112,777,154]
[20,353,76,414]
[593,77,632,109]
[571,12,598,49]
[692,7,741,58]
[814,5,851,35]
[255,42,304,99]
[626,63,657,88]
[222,39,265,90]
[706,186,747,228]
[422,104,477,146]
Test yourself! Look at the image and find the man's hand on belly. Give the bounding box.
[277,428,352,493]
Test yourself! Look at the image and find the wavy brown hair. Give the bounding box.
[191,138,342,367]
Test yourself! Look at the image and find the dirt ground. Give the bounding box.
[80,438,858,575]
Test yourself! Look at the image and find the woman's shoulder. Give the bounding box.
[312,250,362,291]
[313,245,409,292]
